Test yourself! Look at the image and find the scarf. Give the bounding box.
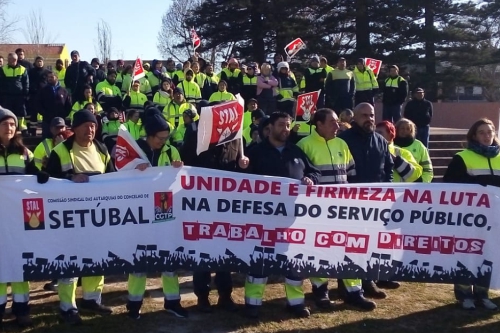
[394,136,415,148]
[468,140,500,158]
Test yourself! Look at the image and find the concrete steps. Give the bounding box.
[428,133,465,182]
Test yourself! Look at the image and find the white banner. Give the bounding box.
[1,167,499,289]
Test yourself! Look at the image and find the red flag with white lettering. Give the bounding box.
[115,125,150,171]
[191,27,201,51]
[197,95,244,155]
[132,58,145,81]
[295,90,320,123]
[365,58,383,76]
[284,38,305,59]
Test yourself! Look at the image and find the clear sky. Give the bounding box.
[5,0,172,61]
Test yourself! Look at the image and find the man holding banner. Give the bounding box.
[297,108,376,311]
[45,109,115,325]
[244,112,320,318]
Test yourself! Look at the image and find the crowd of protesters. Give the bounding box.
[0,48,496,329]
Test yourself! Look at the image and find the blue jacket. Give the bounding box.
[338,123,394,183]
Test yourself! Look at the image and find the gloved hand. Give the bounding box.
[37,171,49,184]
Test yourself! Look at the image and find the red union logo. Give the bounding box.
[300,95,315,121]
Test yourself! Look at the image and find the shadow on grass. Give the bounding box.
[272,296,500,333]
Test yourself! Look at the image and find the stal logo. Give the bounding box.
[153,192,175,223]
[216,106,239,143]
[23,198,45,230]
[300,95,315,121]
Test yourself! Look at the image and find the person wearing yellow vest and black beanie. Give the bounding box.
[0,53,29,136]
[353,58,379,106]
[220,58,242,95]
[303,56,327,108]
[394,118,433,183]
[0,108,39,329]
[242,109,265,146]
[178,68,202,105]
[382,65,408,123]
[33,117,68,170]
[240,63,258,104]
[204,63,219,98]
[297,109,377,311]
[443,118,499,311]
[45,109,114,325]
[127,110,187,319]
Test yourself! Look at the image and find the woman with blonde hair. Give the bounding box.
[394,118,433,182]
[256,63,278,115]
[443,118,499,310]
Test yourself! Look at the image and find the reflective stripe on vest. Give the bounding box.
[42,139,52,157]
[54,143,107,173]
[0,152,28,175]
[457,149,500,176]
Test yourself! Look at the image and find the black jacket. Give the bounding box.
[179,121,198,166]
[18,59,33,71]
[37,84,72,120]
[246,138,320,184]
[64,61,96,94]
[404,98,433,127]
[338,123,394,183]
[136,138,175,167]
[28,67,50,96]
[46,136,115,180]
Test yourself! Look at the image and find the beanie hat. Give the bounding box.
[72,109,97,129]
[144,114,170,137]
[277,62,289,72]
[310,56,320,63]
[35,56,44,62]
[258,116,270,140]
[0,108,17,128]
[376,121,396,141]
[251,109,266,120]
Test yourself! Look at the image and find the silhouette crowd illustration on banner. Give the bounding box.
[22,245,493,288]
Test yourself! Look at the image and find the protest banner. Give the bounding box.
[191,27,201,52]
[285,38,305,59]
[295,90,321,123]
[365,58,383,76]
[1,167,499,289]
[115,125,150,170]
[197,98,244,155]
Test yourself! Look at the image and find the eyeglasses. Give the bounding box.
[155,135,169,141]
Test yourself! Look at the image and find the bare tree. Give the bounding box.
[95,19,113,63]
[0,0,17,43]
[23,9,57,55]
[157,0,201,61]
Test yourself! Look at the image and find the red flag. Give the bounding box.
[115,125,150,171]
[132,58,145,81]
[191,27,201,51]
[295,90,320,122]
[197,97,244,155]
[284,38,305,58]
[365,58,383,76]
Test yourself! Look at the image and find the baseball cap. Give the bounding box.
[50,117,66,128]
